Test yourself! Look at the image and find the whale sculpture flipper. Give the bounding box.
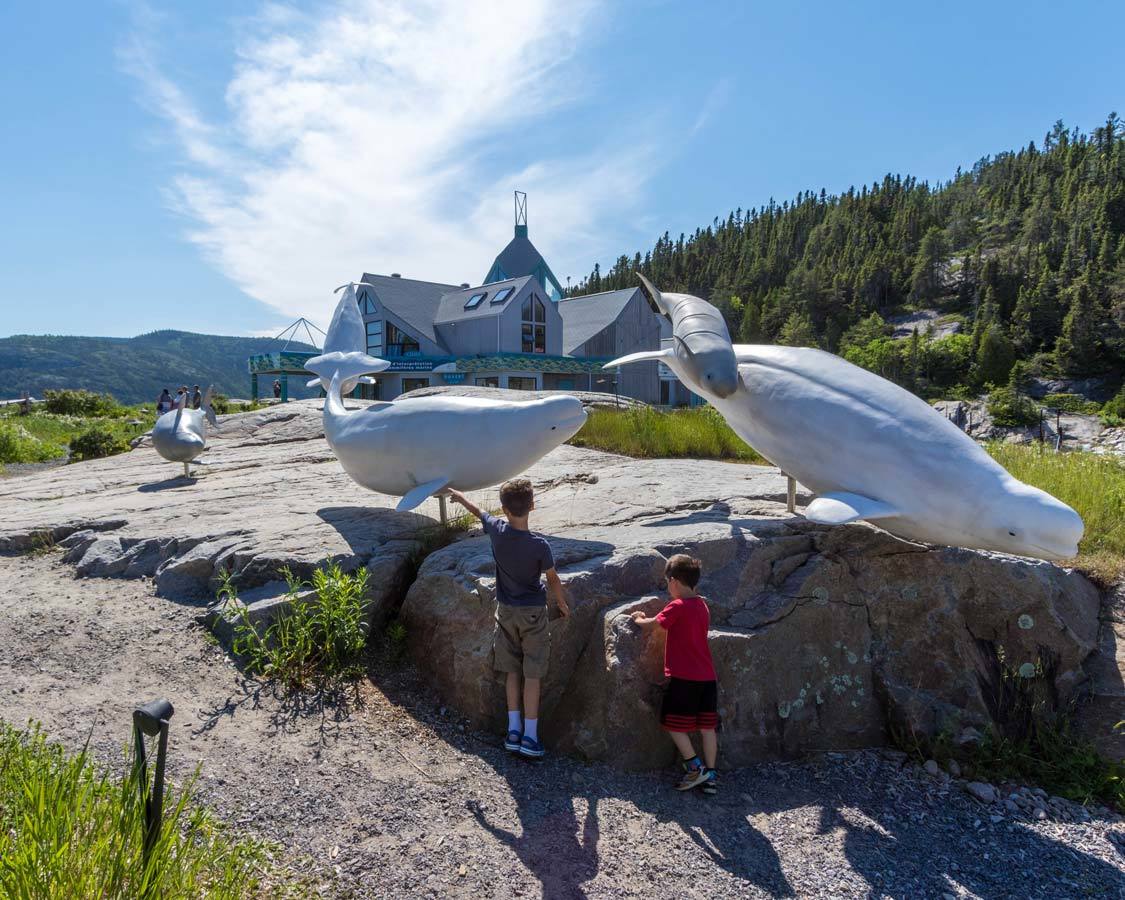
[805,492,900,525]
[306,351,391,382]
[603,349,673,369]
[396,477,451,512]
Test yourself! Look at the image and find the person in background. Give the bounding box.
[156,388,173,415]
[191,385,202,409]
[273,379,282,399]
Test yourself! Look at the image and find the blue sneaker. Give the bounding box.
[504,729,522,752]
[519,736,546,758]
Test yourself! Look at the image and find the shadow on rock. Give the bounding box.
[137,476,199,492]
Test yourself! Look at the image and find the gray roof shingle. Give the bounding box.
[359,273,459,345]
[557,288,641,355]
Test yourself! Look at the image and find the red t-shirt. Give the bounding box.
[656,596,716,681]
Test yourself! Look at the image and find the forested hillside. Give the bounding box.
[0,331,317,404]
[573,116,1125,398]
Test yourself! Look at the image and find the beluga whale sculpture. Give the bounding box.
[606,274,1084,561]
[305,282,379,397]
[305,294,588,512]
[150,387,218,478]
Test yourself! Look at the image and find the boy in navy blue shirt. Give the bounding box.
[449,479,569,757]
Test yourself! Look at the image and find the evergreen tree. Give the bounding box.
[976,323,1016,386]
[777,311,818,347]
[1055,278,1103,373]
[910,226,949,302]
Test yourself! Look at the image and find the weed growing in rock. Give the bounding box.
[895,648,1125,811]
[225,564,371,689]
[0,721,274,898]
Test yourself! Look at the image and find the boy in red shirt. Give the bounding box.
[632,554,718,793]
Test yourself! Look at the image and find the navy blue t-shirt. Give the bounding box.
[481,513,555,607]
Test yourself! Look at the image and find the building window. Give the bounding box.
[475,376,499,387]
[386,322,420,356]
[402,377,429,393]
[366,319,383,356]
[359,290,378,316]
[464,292,488,310]
[490,286,514,305]
[520,295,546,353]
[508,376,537,391]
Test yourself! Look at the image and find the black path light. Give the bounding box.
[132,698,174,866]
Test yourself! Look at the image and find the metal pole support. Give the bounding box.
[786,475,796,514]
[438,494,449,527]
[133,698,174,871]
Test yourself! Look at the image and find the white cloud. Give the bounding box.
[125,0,659,328]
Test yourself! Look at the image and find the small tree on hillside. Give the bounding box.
[910,226,949,303]
[1055,278,1103,374]
[976,322,1016,387]
[777,311,819,347]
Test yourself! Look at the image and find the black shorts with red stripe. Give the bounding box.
[660,677,719,733]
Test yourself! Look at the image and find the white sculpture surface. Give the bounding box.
[608,275,1084,561]
[305,305,587,511]
[305,282,378,396]
[150,388,217,477]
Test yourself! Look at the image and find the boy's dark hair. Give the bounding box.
[499,478,534,517]
[665,554,702,589]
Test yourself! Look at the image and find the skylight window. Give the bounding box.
[490,287,514,304]
[464,292,488,310]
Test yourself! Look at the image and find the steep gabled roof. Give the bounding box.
[483,227,564,299]
[433,276,534,324]
[557,287,641,355]
[359,273,459,345]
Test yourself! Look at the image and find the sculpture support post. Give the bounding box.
[438,494,449,526]
[786,475,796,513]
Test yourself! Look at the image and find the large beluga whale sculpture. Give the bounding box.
[305,293,587,513]
[305,282,378,397]
[606,274,1084,561]
[150,387,218,478]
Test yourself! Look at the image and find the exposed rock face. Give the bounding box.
[401,482,1101,769]
[931,397,1123,455]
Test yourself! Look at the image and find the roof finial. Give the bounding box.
[514,190,527,238]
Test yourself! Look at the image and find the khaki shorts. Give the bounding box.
[493,603,551,678]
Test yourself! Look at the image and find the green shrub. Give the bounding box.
[210,392,231,415]
[69,425,130,462]
[1101,387,1125,425]
[986,386,1040,426]
[1042,392,1101,414]
[0,421,59,465]
[570,406,766,462]
[43,389,122,417]
[226,563,370,689]
[0,722,272,897]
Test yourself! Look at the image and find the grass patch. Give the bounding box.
[225,564,372,690]
[0,400,155,467]
[986,443,1125,582]
[570,406,766,463]
[0,721,274,897]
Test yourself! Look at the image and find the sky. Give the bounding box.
[1,0,1123,339]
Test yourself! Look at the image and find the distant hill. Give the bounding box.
[0,330,319,405]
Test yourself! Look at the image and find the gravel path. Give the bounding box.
[1,552,1123,899]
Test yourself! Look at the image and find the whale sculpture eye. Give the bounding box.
[1008,530,1017,537]
[551,426,557,430]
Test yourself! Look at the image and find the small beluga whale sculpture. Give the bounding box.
[607,274,1084,561]
[305,283,378,398]
[150,387,218,478]
[305,293,588,513]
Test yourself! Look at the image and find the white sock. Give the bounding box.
[507,710,522,733]
[524,718,539,741]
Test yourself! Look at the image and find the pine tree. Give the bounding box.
[1055,279,1103,374]
[976,323,1016,386]
[777,311,819,347]
[739,298,762,343]
[910,226,949,302]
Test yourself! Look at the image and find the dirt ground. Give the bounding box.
[2,551,1123,899]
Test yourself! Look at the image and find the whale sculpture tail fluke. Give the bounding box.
[306,351,392,386]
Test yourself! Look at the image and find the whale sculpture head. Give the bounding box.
[982,478,1085,560]
[515,394,588,458]
[611,274,740,399]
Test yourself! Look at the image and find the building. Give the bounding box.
[249,193,696,405]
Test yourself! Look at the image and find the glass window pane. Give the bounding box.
[521,297,531,320]
[534,297,545,323]
[490,287,514,304]
[464,292,487,310]
[534,324,545,353]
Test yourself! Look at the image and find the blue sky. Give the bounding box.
[2,0,1123,338]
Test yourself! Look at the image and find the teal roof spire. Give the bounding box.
[484,191,564,301]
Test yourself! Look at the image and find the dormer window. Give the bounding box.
[464,292,488,310]
[521,295,546,353]
[359,290,377,316]
[490,287,514,305]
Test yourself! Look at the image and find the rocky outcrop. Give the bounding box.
[401,484,1102,769]
[931,397,1124,455]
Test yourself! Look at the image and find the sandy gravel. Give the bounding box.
[1,551,1123,899]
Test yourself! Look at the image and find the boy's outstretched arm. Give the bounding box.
[545,568,569,618]
[631,611,660,632]
[446,489,484,520]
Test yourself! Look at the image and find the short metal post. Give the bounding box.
[250,373,258,401]
[438,494,449,526]
[280,374,289,403]
[133,698,174,874]
[786,474,796,513]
